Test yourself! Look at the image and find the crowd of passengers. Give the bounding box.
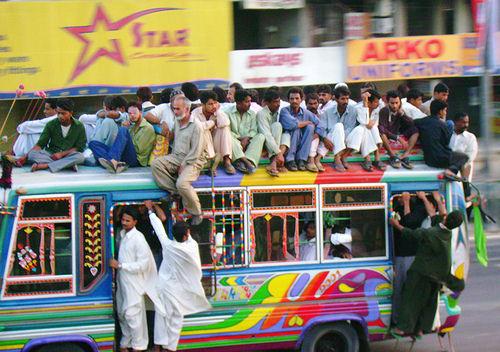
[9,81,477,224]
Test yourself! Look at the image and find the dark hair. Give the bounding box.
[287,87,304,99]
[248,89,260,104]
[263,89,280,103]
[212,86,227,103]
[235,89,251,103]
[200,90,218,104]
[181,82,200,101]
[127,101,142,111]
[121,206,140,221]
[160,88,174,104]
[172,220,189,242]
[45,98,58,109]
[430,100,448,116]
[103,95,117,110]
[397,83,410,98]
[136,86,153,102]
[453,112,469,122]
[303,221,315,232]
[366,89,381,102]
[56,98,74,112]
[303,85,316,96]
[334,86,351,99]
[316,84,332,95]
[444,210,463,229]
[386,90,401,100]
[306,93,319,103]
[434,83,449,94]
[229,82,243,90]
[112,96,128,110]
[407,88,423,101]
[361,82,377,90]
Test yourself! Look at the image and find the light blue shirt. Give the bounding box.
[321,104,358,136]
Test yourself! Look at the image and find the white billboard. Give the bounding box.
[230,47,345,88]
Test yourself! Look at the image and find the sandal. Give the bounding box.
[360,160,373,172]
[333,162,346,173]
[389,328,406,341]
[400,157,413,170]
[266,165,279,177]
[442,172,466,182]
[389,156,401,169]
[373,160,387,171]
[341,159,350,169]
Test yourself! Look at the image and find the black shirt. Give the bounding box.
[415,115,452,168]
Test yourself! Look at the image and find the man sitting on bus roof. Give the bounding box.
[12,98,59,158]
[390,210,464,338]
[345,90,386,172]
[191,90,235,175]
[280,87,324,172]
[313,86,353,172]
[143,88,177,138]
[26,98,87,172]
[89,102,155,173]
[378,90,419,169]
[415,100,469,181]
[152,95,208,226]
[419,82,449,116]
[225,89,265,174]
[257,89,290,176]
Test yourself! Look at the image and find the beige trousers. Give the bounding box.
[152,157,202,216]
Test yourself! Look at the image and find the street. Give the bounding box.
[370,233,500,352]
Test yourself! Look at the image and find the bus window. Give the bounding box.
[323,210,386,260]
[250,187,317,264]
[193,190,245,268]
[321,185,387,261]
[2,195,74,298]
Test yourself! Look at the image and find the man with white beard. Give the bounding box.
[145,201,211,352]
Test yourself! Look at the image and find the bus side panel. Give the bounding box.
[178,264,392,350]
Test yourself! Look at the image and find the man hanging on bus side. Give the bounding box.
[145,201,211,352]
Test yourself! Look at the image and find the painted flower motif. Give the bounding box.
[88,204,97,214]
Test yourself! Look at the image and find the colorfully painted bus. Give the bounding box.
[0,161,469,352]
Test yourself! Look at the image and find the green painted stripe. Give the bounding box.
[0,308,113,323]
[0,339,28,346]
[178,334,298,350]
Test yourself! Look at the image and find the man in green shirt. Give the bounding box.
[89,102,155,173]
[27,98,87,172]
[257,89,289,176]
[390,210,464,338]
[225,89,265,174]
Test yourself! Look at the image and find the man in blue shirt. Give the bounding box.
[279,87,324,172]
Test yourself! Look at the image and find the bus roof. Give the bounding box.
[10,162,444,195]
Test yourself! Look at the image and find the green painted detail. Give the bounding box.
[382,174,440,183]
[178,333,298,350]
[0,308,113,323]
[183,279,273,332]
[0,338,28,346]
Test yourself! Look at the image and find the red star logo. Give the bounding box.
[64,5,179,82]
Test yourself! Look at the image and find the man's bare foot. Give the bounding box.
[31,163,48,172]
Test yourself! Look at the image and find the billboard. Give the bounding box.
[346,34,481,82]
[0,0,232,99]
[230,47,345,88]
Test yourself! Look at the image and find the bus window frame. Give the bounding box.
[248,185,321,267]
[319,183,389,264]
[1,194,76,300]
[195,187,248,269]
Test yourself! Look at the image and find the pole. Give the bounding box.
[480,0,492,179]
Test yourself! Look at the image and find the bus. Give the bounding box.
[0,160,469,352]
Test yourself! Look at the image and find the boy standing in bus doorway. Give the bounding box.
[389,210,464,338]
[145,201,211,352]
[109,207,165,352]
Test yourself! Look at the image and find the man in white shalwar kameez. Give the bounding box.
[145,201,211,352]
[110,207,165,352]
[13,99,58,157]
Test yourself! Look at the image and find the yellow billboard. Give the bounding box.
[0,0,232,99]
[346,34,481,82]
